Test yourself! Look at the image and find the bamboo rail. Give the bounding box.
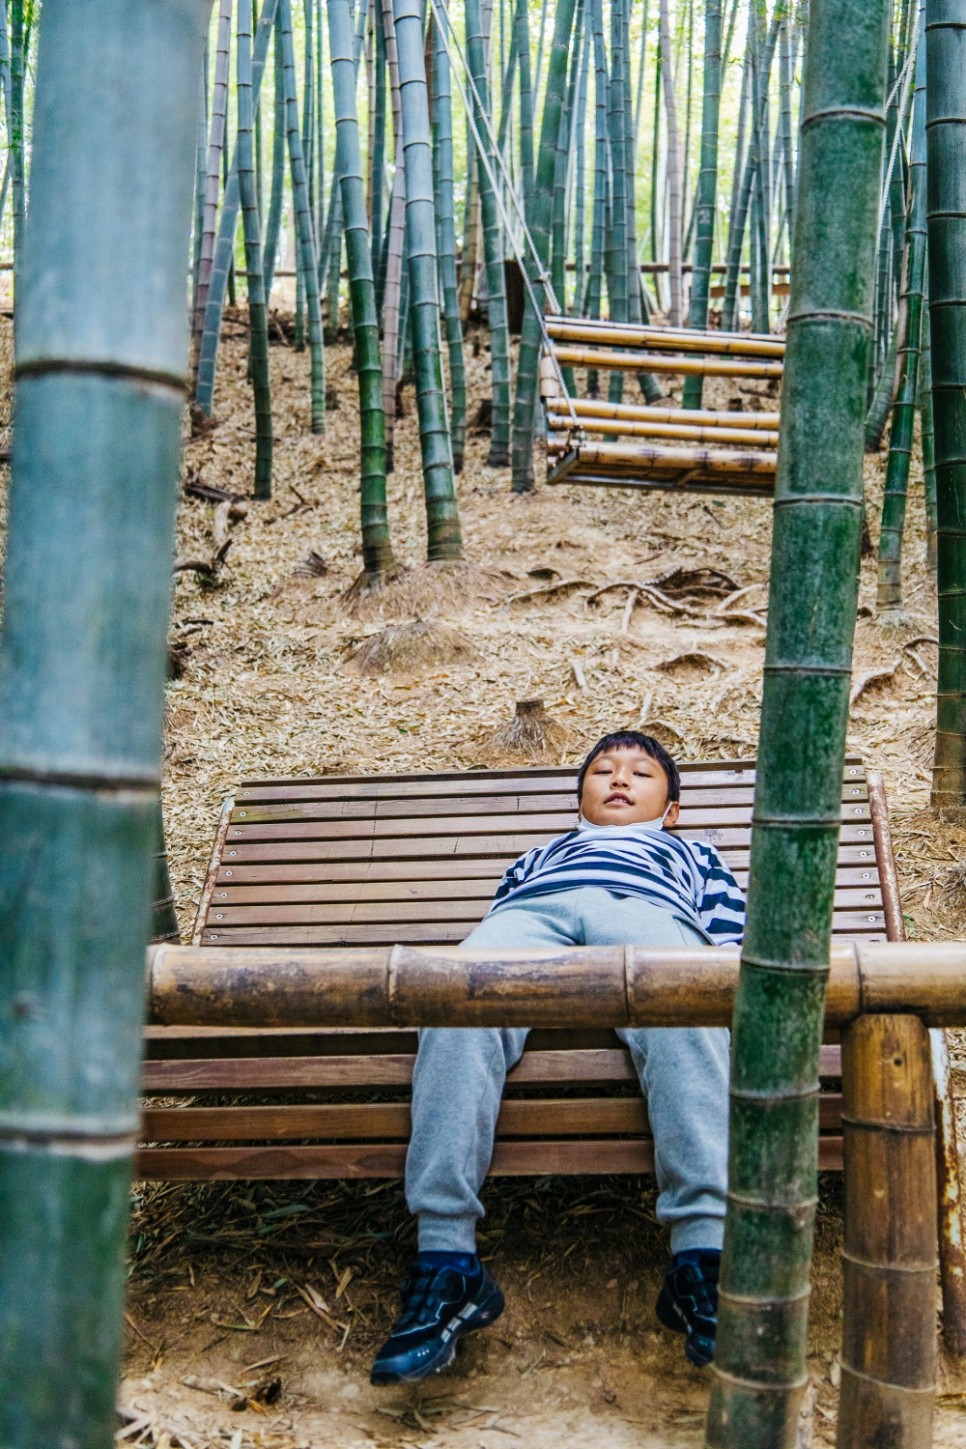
[551,343,785,379]
[545,396,781,428]
[147,940,966,1029]
[546,414,780,448]
[545,316,787,358]
[554,440,779,474]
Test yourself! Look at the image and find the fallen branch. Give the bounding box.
[850,659,901,706]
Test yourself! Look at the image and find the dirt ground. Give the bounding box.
[4,311,966,1444]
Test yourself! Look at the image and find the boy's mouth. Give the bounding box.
[605,793,632,805]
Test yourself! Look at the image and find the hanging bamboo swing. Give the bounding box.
[539,313,784,496]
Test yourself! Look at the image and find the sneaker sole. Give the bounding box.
[370,1291,504,1386]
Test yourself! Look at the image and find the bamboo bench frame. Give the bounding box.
[539,316,782,496]
[142,758,900,1183]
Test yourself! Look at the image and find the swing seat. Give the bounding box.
[540,317,783,495]
[139,759,901,1183]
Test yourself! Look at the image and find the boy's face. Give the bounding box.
[579,746,680,828]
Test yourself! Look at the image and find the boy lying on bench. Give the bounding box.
[371,731,745,1384]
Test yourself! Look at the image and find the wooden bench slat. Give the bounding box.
[547,414,781,448]
[224,801,872,842]
[135,1136,843,1181]
[544,317,786,358]
[141,1095,845,1144]
[217,821,877,864]
[209,880,884,911]
[230,782,869,823]
[551,345,785,380]
[545,396,781,429]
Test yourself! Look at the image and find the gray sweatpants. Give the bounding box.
[405,887,730,1256]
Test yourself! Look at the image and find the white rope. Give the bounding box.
[877,33,917,246]
[428,0,581,432]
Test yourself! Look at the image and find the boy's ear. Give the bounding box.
[664,800,681,828]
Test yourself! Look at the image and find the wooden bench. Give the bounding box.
[540,316,782,495]
[138,758,899,1182]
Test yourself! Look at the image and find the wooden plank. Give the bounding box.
[209,878,884,909]
[217,821,877,864]
[223,800,873,841]
[213,841,882,883]
[234,760,865,800]
[198,906,887,946]
[205,884,884,927]
[141,1094,845,1143]
[139,1045,842,1092]
[229,781,868,823]
[135,1135,844,1181]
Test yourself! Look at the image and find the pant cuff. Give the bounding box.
[669,1216,726,1255]
[417,1212,479,1254]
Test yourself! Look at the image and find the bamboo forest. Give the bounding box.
[6,0,966,1447]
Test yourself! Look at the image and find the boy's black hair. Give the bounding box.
[576,731,681,802]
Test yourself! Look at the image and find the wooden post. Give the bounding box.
[837,1015,937,1449]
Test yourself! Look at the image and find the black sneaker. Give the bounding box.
[370,1260,505,1385]
[655,1250,720,1368]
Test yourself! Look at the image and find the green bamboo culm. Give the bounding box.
[238,2,274,498]
[279,0,326,432]
[465,0,513,466]
[0,4,205,1446]
[392,0,463,560]
[682,0,722,410]
[510,0,578,493]
[9,0,25,295]
[195,8,276,417]
[877,4,926,617]
[864,316,900,448]
[431,8,467,473]
[704,4,890,1447]
[328,0,395,585]
[919,298,938,570]
[263,13,286,301]
[926,0,966,818]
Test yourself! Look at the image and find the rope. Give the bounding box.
[427,0,581,434]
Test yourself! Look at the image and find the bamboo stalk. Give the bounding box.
[431,6,467,472]
[147,940,966,1030]
[682,0,722,410]
[0,3,206,1443]
[551,344,784,378]
[836,1015,936,1448]
[659,0,683,326]
[705,2,891,1443]
[237,1,274,498]
[926,0,966,818]
[194,0,233,346]
[552,439,778,472]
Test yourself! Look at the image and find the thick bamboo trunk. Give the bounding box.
[329,0,394,584]
[659,0,683,326]
[392,0,462,561]
[380,0,406,468]
[510,0,579,492]
[682,0,722,410]
[836,1015,936,1448]
[431,9,467,472]
[704,3,891,1445]
[237,2,274,498]
[926,0,966,818]
[877,8,926,615]
[0,4,205,1445]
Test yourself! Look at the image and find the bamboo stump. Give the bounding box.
[837,1015,937,1449]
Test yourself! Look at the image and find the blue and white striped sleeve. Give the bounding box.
[694,843,746,946]
[491,845,541,904]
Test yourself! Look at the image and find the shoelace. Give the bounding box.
[677,1260,719,1322]
[395,1265,467,1331]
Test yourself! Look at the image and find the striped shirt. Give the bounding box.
[488,821,746,946]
